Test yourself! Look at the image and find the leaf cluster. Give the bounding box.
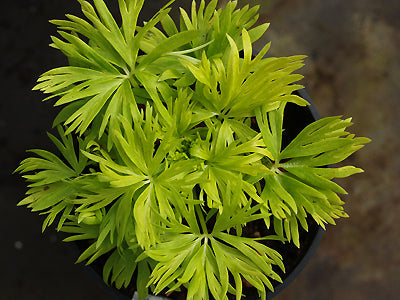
[16,0,370,299]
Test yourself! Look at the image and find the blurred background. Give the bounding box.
[1,0,398,299]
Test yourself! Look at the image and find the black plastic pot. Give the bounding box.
[266,89,325,299]
[72,88,325,300]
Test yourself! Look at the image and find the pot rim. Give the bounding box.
[71,87,326,300]
[266,87,325,299]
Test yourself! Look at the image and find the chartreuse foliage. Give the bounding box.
[16,0,370,299]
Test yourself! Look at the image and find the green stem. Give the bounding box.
[195,205,208,234]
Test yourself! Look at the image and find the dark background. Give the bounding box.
[1,0,399,299]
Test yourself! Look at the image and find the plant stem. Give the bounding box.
[195,205,208,234]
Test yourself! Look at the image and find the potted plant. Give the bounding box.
[15,0,370,299]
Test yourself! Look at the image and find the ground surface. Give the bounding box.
[1,0,399,299]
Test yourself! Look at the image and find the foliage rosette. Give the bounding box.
[16,0,370,299]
